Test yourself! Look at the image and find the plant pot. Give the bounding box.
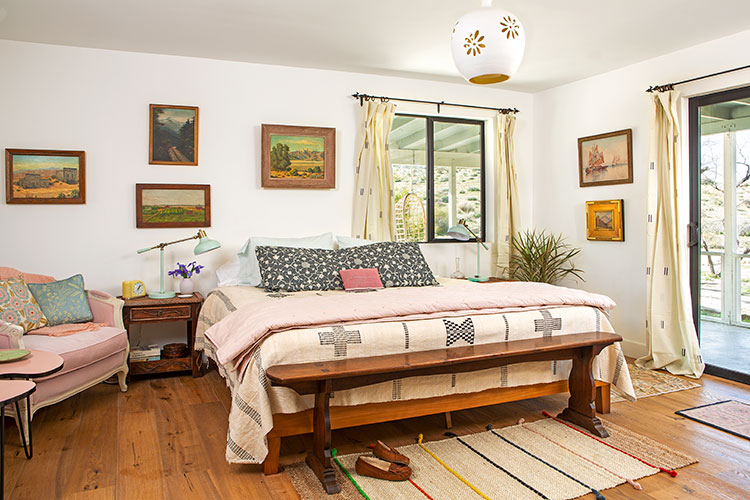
[179,278,194,295]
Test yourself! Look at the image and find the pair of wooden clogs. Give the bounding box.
[354,440,412,481]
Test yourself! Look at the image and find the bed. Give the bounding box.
[196,277,636,470]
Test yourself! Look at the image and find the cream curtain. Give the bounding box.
[636,90,704,378]
[351,101,396,241]
[494,113,520,278]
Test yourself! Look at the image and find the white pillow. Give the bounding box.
[336,235,377,249]
[237,233,335,286]
[216,255,241,287]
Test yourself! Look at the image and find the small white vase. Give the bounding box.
[179,278,194,295]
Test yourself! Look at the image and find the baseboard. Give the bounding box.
[620,339,647,359]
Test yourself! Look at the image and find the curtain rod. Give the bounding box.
[646,63,750,93]
[351,92,519,114]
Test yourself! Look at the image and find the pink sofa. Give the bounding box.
[0,268,129,427]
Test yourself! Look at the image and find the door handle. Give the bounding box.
[687,222,700,247]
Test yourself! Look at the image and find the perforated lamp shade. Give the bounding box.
[451,0,525,85]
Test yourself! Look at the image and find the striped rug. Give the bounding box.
[611,360,701,403]
[286,417,695,500]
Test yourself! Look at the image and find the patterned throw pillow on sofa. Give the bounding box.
[28,274,93,326]
[256,246,344,292]
[0,277,49,332]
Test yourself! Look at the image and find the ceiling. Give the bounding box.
[1,0,749,92]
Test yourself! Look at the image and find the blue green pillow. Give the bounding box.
[28,274,93,326]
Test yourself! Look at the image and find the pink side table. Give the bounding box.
[0,380,35,500]
[0,350,64,460]
[0,350,64,380]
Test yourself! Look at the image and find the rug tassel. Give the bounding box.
[445,432,457,438]
[593,489,606,500]
[626,479,643,490]
[660,467,678,477]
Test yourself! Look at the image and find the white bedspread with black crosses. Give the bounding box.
[196,283,635,465]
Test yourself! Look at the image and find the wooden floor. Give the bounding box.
[3,370,748,500]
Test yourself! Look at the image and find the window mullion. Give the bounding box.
[426,117,435,241]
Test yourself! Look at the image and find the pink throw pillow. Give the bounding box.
[340,268,384,291]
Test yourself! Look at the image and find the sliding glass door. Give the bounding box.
[689,85,750,384]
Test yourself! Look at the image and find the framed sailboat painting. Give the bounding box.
[577,129,633,187]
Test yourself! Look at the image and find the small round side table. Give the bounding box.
[0,350,64,460]
[0,380,35,500]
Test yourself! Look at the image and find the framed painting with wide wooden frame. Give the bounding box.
[578,129,633,187]
[261,124,335,189]
[149,104,199,166]
[586,199,624,241]
[5,149,86,204]
[136,183,211,228]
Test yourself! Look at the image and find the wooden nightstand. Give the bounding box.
[120,292,204,377]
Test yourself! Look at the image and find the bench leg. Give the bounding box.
[306,380,340,495]
[595,382,611,414]
[264,436,281,475]
[558,346,609,438]
[444,411,452,429]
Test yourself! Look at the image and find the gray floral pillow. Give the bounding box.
[339,242,438,287]
[255,246,343,291]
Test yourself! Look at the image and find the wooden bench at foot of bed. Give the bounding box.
[266,331,621,494]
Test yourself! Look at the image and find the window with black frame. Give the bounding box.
[389,114,485,243]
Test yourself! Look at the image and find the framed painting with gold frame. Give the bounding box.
[261,124,335,189]
[5,149,85,204]
[578,129,633,187]
[149,104,199,166]
[586,199,624,241]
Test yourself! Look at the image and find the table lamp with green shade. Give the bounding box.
[447,219,489,282]
[137,230,221,299]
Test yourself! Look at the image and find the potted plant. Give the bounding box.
[168,261,205,295]
[510,230,583,284]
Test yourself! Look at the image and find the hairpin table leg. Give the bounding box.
[14,396,31,459]
[2,405,5,500]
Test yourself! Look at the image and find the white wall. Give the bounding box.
[533,30,750,356]
[0,40,534,298]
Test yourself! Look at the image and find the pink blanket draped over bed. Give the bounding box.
[204,281,616,374]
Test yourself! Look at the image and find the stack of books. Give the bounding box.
[130,344,160,362]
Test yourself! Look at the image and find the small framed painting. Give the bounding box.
[149,104,199,166]
[5,149,85,204]
[578,129,633,187]
[136,183,210,228]
[586,199,624,241]
[261,124,335,189]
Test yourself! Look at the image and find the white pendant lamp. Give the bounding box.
[451,0,525,85]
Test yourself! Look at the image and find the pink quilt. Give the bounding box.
[205,281,615,373]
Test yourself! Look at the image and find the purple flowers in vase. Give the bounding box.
[168,261,204,279]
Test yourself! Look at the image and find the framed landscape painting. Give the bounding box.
[261,124,335,189]
[136,184,210,228]
[149,104,199,166]
[586,199,624,241]
[5,149,85,204]
[578,129,633,187]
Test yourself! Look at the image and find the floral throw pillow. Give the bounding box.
[27,274,93,326]
[338,242,438,287]
[255,246,344,292]
[0,277,49,332]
